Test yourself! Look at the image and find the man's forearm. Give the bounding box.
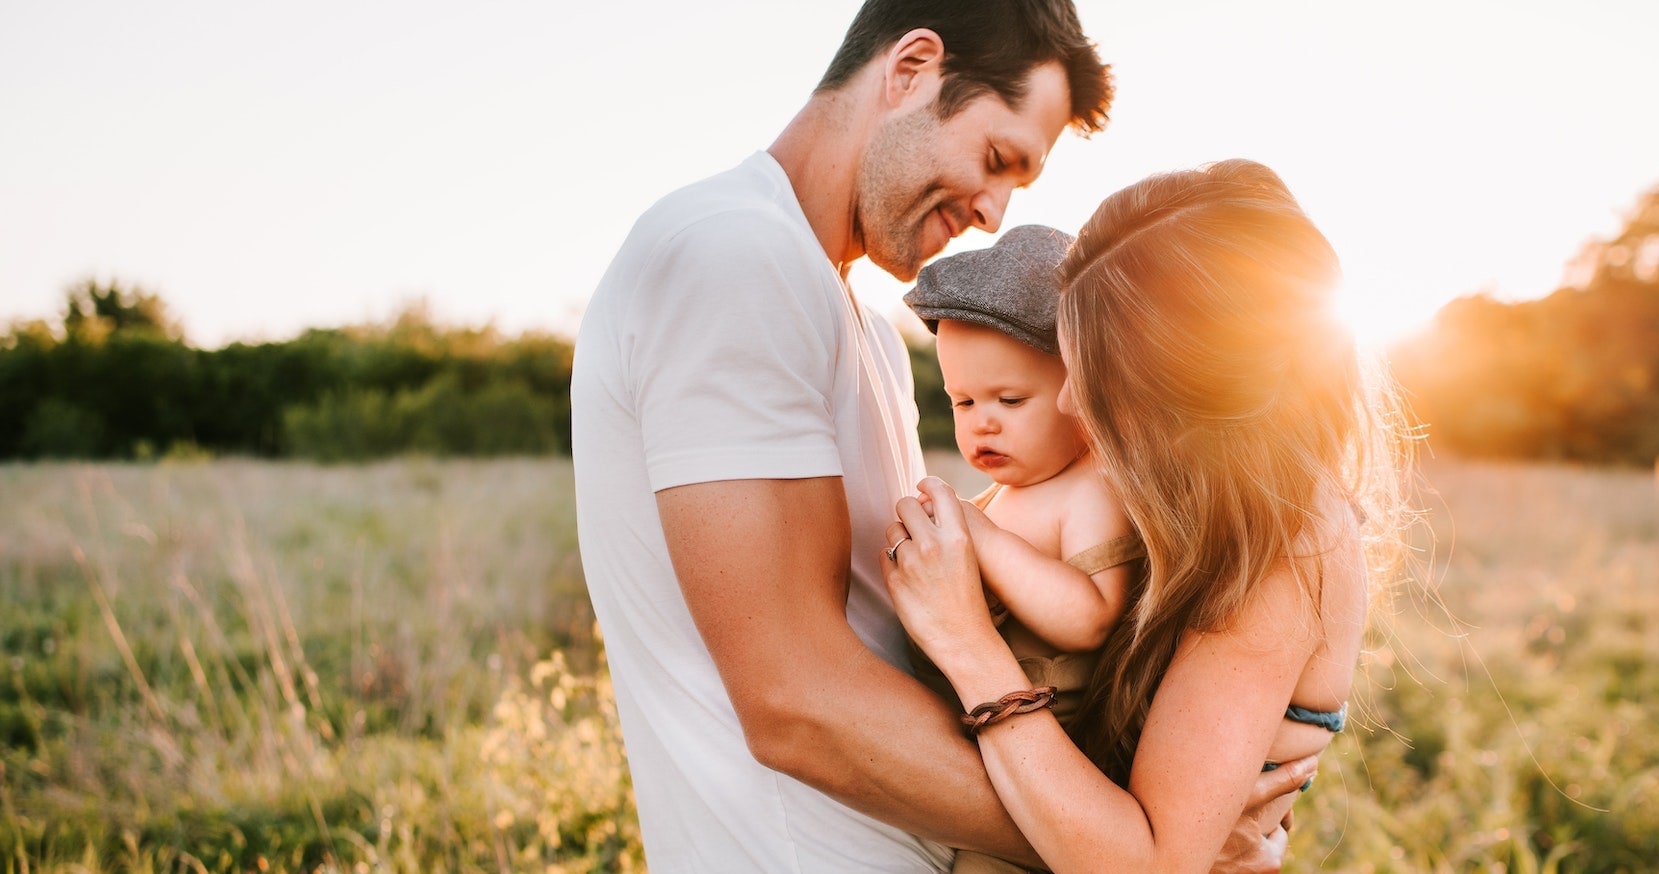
[754,631,1039,865]
[657,477,1039,866]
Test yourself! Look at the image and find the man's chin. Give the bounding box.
[865,247,927,283]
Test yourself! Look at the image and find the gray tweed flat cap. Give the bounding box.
[904,224,1074,355]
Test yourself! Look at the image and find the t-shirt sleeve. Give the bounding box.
[628,207,844,492]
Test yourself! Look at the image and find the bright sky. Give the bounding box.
[3,1,1657,349]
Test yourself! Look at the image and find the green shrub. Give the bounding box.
[282,375,561,460]
[19,398,106,458]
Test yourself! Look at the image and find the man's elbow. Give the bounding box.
[736,695,847,790]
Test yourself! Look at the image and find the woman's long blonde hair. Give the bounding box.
[1059,159,1410,783]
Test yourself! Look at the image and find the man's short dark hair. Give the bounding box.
[815,0,1113,134]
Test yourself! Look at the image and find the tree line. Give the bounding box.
[4,184,1656,465]
[1390,183,1659,467]
[0,283,572,461]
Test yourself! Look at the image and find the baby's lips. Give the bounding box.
[974,448,1009,467]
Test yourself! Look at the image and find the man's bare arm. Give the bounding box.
[659,476,1306,871]
[656,476,1039,864]
[1214,755,1317,874]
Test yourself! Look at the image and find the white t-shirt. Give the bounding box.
[571,152,948,873]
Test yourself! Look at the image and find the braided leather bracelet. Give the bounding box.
[961,686,1058,736]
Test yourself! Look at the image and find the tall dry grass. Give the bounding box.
[1291,458,1659,872]
[0,458,627,872]
[0,454,1654,872]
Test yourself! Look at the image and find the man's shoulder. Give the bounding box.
[587,153,841,348]
[636,154,815,259]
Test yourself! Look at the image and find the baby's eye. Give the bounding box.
[952,398,974,410]
[999,397,1027,407]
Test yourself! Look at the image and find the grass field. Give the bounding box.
[1,455,1655,872]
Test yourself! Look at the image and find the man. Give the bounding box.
[572,2,1313,870]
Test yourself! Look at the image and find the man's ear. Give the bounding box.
[882,28,945,110]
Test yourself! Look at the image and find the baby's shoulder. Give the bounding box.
[1007,463,1133,556]
[1060,477,1133,566]
[984,469,1086,515]
[1049,462,1129,525]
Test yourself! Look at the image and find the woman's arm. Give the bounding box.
[887,478,1321,874]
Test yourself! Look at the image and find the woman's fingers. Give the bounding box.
[888,480,977,576]
[882,480,1000,660]
[915,477,965,529]
[893,495,936,537]
[895,479,967,537]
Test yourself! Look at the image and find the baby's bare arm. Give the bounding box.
[961,502,1127,652]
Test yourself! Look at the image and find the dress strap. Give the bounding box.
[1064,531,1147,576]
[970,483,1003,511]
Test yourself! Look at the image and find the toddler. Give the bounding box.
[903,225,1142,874]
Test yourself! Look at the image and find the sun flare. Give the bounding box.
[1333,280,1436,351]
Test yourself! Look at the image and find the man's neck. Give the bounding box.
[767,84,876,278]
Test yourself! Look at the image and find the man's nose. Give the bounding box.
[969,186,1010,234]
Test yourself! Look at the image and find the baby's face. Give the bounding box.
[935,319,1086,488]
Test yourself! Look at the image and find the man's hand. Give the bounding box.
[1211,755,1317,874]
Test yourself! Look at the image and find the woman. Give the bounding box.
[884,159,1410,872]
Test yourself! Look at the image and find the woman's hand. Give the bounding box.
[882,477,1004,670]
